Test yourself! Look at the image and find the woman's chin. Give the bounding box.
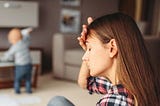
[90,72,94,76]
[90,70,105,77]
[90,71,98,77]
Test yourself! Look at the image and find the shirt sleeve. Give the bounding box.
[87,76,112,95]
[21,29,30,40]
[0,46,16,61]
[21,28,31,46]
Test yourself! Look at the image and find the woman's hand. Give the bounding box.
[77,17,93,89]
[77,17,93,51]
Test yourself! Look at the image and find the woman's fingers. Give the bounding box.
[77,37,86,51]
[87,17,93,25]
[81,25,87,41]
[78,17,93,51]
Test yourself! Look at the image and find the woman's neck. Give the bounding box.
[104,58,118,85]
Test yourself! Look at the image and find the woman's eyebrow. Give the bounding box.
[85,40,89,45]
[85,40,89,43]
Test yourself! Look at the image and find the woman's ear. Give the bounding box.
[108,39,118,58]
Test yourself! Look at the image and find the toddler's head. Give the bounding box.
[8,28,22,45]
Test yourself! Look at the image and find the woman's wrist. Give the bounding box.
[78,61,90,89]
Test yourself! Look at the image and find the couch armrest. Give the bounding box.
[52,33,81,78]
[144,37,160,90]
[144,37,160,71]
[53,33,64,78]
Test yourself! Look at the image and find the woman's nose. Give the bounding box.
[82,52,89,61]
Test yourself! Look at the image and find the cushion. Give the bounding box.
[64,49,84,66]
[64,66,80,81]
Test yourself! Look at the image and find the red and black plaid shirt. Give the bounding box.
[87,77,134,106]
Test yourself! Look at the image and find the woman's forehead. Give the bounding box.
[86,35,100,45]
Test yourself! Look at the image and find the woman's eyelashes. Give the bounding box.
[86,43,91,51]
[86,45,91,51]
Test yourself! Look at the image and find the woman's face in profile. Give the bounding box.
[82,33,114,77]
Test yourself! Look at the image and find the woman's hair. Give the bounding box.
[87,12,159,106]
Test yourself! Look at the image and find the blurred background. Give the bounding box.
[0,0,159,74]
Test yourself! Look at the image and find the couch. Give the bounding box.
[53,33,84,81]
[52,33,160,81]
[144,36,160,82]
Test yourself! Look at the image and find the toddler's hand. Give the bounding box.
[21,27,33,35]
[77,17,93,51]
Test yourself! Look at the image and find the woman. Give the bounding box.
[48,12,159,106]
[78,12,159,106]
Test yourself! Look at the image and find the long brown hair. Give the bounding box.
[87,12,159,106]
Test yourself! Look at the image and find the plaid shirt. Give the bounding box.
[87,77,134,106]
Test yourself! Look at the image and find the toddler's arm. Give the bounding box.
[21,27,33,36]
[0,47,15,62]
[21,27,33,44]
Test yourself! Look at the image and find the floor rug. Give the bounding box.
[0,94,41,106]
